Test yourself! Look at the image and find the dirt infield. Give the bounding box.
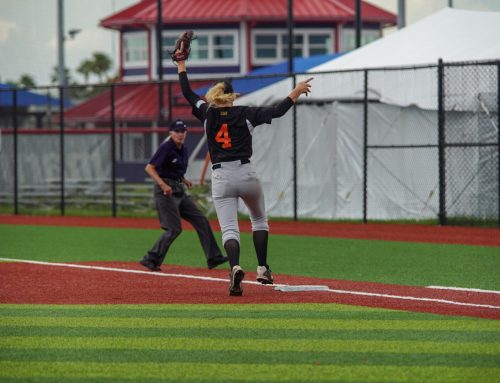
[0,261,499,320]
[1,214,499,247]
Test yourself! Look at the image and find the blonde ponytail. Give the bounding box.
[205,82,239,106]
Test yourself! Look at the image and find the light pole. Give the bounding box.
[57,0,81,99]
[287,0,293,75]
[57,0,65,89]
[398,0,406,29]
[355,0,361,48]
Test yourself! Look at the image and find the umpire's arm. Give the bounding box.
[145,164,173,196]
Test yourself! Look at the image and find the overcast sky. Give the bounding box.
[1,0,499,86]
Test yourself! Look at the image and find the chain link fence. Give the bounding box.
[0,60,498,226]
[442,62,499,225]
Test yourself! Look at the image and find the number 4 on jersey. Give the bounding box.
[215,123,232,148]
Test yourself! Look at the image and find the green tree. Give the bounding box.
[91,52,112,82]
[76,59,94,84]
[18,74,36,88]
[4,74,37,88]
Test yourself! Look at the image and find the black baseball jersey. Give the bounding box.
[179,71,294,164]
[192,102,275,163]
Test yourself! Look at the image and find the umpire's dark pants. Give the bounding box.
[146,184,223,266]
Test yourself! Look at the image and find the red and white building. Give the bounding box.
[63,0,395,170]
[101,0,396,81]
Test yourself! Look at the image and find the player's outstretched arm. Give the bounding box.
[266,77,314,119]
[177,58,186,73]
[175,46,199,106]
[288,77,314,103]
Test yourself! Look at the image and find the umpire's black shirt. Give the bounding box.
[148,138,188,180]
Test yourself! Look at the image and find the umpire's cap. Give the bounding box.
[170,119,187,132]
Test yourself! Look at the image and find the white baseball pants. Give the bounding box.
[211,160,269,245]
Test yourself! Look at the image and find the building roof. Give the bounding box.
[0,84,69,108]
[101,0,396,30]
[64,83,194,123]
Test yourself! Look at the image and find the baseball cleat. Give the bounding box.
[139,257,161,272]
[207,255,229,269]
[229,265,245,296]
[256,266,274,284]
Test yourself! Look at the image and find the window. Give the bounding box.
[123,32,148,66]
[163,31,238,65]
[281,35,304,58]
[190,36,209,60]
[213,35,234,59]
[341,28,380,52]
[162,36,177,60]
[255,35,278,59]
[253,29,333,65]
[308,34,332,55]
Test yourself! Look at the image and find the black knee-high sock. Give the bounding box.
[224,239,240,269]
[253,230,269,268]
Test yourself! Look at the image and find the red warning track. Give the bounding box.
[0,215,499,247]
[0,261,499,320]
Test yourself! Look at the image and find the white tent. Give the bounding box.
[311,8,500,110]
[206,9,500,220]
[314,8,500,71]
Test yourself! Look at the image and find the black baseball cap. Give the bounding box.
[170,119,187,132]
[222,79,233,94]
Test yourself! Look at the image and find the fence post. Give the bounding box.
[59,86,65,216]
[437,59,446,226]
[13,89,18,215]
[111,84,117,218]
[168,81,173,123]
[292,73,298,221]
[362,69,368,223]
[497,61,500,227]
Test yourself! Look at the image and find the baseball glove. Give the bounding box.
[169,31,196,63]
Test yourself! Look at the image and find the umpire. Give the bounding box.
[139,119,228,271]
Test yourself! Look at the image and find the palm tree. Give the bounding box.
[91,52,112,83]
[77,59,94,84]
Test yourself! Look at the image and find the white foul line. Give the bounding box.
[324,288,500,310]
[0,257,265,286]
[427,286,500,295]
[1,257,499,311]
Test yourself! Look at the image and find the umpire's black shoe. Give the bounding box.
[139,257,161,272]
[207,255,229,269]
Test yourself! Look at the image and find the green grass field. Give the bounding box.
[1,223,499,382]
[1,224,499,289]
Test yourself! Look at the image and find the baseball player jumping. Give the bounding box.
[174,39,313,296]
